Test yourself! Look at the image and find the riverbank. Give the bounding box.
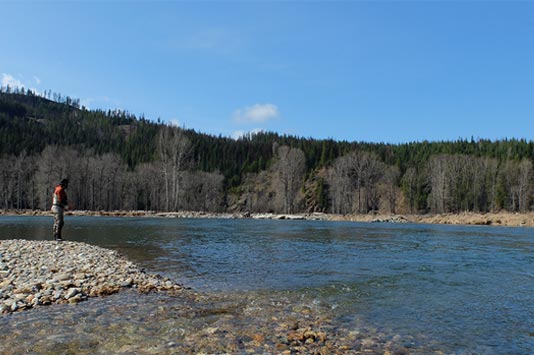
[2,209,534,227]
[1,239,439,354]
[0,239,184,313]
[330,211,534,227]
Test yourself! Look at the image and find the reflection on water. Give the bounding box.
[1,216,534,354]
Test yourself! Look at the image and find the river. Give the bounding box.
[1,216,534,354]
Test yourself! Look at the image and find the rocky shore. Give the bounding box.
[0,239,184,314]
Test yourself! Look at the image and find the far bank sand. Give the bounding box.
[331,212,534,227]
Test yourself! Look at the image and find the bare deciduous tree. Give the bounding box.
[327,151,385,214]
[134,162,164,211]
[35,146,74,210]
[517,159,532,212]
[0,155,14,209]
[157,127,192,211]
[427,156,447,214]
[503,159,533,212]
[182,170,224,212]
[427,154,504,214]
[401,167,418,214]
[382,165,400,214]
[274,145,306,214]
[327,154,352,214]
[332,151,385,213]
[358,152,385,212]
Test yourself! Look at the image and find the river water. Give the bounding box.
[1,216,534,354]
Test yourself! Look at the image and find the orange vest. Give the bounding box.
[52,185,67,207]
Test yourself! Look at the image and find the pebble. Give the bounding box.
[0,239,184,314]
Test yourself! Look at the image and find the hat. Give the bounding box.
[60,178,69,186]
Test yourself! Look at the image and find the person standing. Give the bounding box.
[51,178,69,241]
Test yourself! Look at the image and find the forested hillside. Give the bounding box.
[1,88,534,215]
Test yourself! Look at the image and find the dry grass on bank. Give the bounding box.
[337,211,534,227]
[414,212,534,227]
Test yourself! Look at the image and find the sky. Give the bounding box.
[1,1,533,144]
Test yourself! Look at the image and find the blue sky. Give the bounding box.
[1,1,533,143]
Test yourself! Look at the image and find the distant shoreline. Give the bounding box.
[1,209,534,228]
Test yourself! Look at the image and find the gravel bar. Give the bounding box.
[0,239,184,313]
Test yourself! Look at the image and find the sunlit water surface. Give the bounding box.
[1,216,534,354]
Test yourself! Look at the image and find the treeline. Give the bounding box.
[0,145,224,213]
[1,89,534,215]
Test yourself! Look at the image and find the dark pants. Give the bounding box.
[51,205,64,239]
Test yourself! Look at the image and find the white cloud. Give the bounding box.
[2,73,24,88]
[231,128,264,140]
[1,73,42,95]
[169,118,181,127]
[232,130,246,140]
[233,103,280,123]
[79,98,93,109]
